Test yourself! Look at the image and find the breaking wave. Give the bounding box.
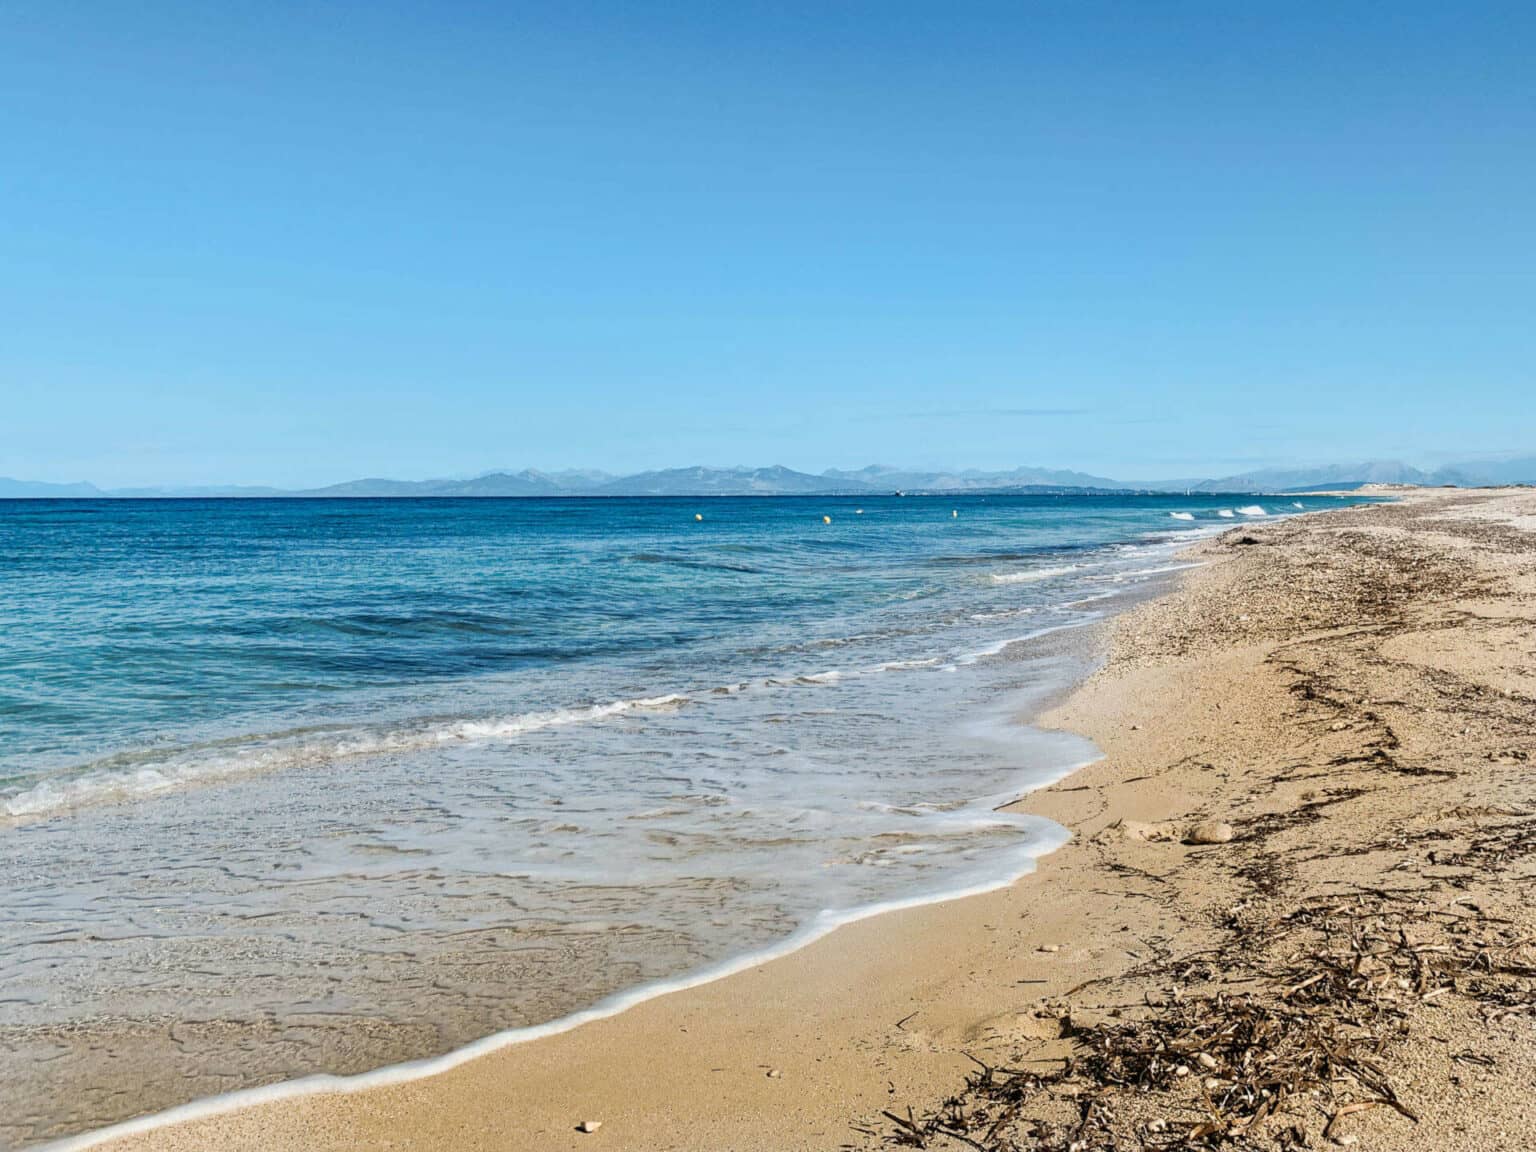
[990,564,1082,584]
[2,695,690,820]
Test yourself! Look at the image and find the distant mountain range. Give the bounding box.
[3,457,1534,499]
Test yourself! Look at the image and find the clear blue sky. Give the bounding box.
[2,2,1532,487]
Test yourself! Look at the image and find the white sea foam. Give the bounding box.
[952,620,1082,666]
[968,607,1039,622]
[1062,590,1118,607]
[1169,511,1195,520]
[2,694,691,820]
[990,564,1080,584]
[1217,509,1236,518]
[869,657,943,672]
[1113,562,1205,580]
[795,670,843,684]
[1236,505,1266,517]
[953,635,1030,665]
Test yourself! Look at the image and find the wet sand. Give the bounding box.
[68,486,1536,1151]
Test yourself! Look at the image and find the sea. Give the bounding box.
[0,493,1347,1148]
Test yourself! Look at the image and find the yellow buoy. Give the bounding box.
[695,513,703,521]
[822,515,832,524]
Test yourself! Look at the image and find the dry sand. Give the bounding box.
[79,487,1536,1151]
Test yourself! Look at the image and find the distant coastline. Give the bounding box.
[5,455,1535,499]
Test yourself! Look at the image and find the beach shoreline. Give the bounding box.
[4,494,1234,1150]
[54,487,1536,1150]
[34,553,1170,1152]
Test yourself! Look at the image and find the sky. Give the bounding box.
[1,1,1532,488]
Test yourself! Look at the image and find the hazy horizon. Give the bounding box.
[7,450,1536,496]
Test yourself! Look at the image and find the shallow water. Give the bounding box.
[0,494,1346,1147]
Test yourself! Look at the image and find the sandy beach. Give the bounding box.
[69,487,1536,1151]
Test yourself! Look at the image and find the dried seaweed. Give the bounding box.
[876,801,1536,1151]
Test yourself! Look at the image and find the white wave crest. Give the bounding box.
[990,564,1079,584]
[3,695,691,820]
[870,657,942,672]
[794,670,843,684]
[1217,509,1236,518]
[1236,505,1266,516]
[1168,511,1195,520]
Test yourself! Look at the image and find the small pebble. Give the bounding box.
[1174,1064,1190,1077]
[1196,1052,1218,1069]
[1038,944,1061,953]
[766,1068,782,1078]
[578,1120,602,1134]
[1186,820,1235,845]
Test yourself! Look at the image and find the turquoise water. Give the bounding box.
[0,493,1346,1146]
